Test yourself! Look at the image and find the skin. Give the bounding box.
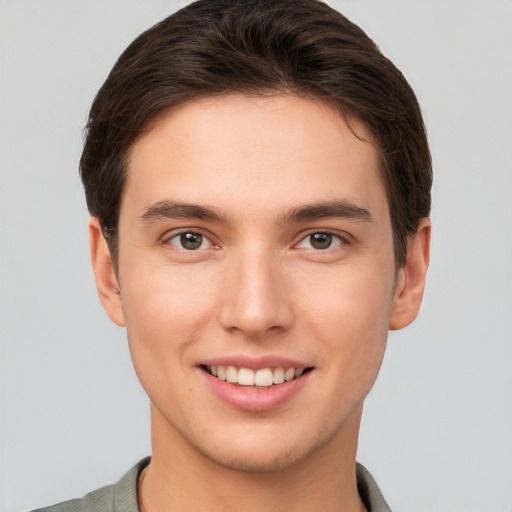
[90,94,430,512]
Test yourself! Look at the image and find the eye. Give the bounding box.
[296,232,344,250]
[167,231,211,251]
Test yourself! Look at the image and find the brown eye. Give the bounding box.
[180,232,203,250]
[167,231,209,251]
[309,233,333,249]
[295,232,344,252]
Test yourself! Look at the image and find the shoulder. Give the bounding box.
[356,462,392,512]
[29,457,150,512]
[30,484,114,512]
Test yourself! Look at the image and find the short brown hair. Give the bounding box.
[80,0,432,267]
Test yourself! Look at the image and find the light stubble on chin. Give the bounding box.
[171,408,363,475]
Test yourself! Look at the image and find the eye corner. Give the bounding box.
[294,230,348,252]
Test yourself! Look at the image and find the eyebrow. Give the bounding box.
[280,200,372,224]
[139,200,229,224]
[139,199,372,225]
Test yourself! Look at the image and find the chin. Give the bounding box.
[198,443,312,473]
[189,423,340,474]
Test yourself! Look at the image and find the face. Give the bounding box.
[94,94,415,472]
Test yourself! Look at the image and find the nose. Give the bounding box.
[217,245,294,339]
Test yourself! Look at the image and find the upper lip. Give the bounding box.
[200,355,311,370]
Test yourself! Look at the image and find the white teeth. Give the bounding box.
[273,367,285,384]
[208,365,307,387]
[226,365,238,383]
[238,368,255,386]
[254,368,274,387]
[284,368,295,381]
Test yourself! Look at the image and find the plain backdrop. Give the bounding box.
[1,1,511,511]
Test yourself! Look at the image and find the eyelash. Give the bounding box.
[164,230,218,251]
[293,231,347,251]
[163,229,348,252]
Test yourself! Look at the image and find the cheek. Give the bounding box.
[296,260,395,374]
[119,262,218,385]
[122,257,218,325]
[309,277,392,412]
[299,257,395,330]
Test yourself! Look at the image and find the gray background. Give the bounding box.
[1,1,511,511]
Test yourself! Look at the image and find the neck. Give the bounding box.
[139,404,366,512]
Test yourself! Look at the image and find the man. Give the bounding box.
[35,0,431,510]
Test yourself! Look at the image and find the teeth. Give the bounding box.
[273,367,285,384]
[284,368,295,381]
[238,368,255,386]
[207,365,307,387]
[254,368,273,387]
[226,365,238,383]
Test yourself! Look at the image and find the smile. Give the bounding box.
[203,365,311,388]
[201,362,313,412]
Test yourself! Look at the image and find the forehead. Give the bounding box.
[122,94,387,222]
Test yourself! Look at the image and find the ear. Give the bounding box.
[88,217,126,327]
[389,218,431,330]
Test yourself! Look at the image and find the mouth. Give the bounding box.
[201,364,313,388]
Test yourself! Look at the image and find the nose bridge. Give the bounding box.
[217,241,293,337]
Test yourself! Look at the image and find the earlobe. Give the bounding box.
[88,217,126,327]
[389,218,431,330]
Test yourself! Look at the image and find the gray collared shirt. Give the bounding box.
[32,458,391,512]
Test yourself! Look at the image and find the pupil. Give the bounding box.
[311,233,332,249]
[181,232,202,250]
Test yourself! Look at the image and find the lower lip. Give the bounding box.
[202,369,311,412]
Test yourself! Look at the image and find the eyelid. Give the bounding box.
[293,230,350,250]
[161,228,220,250]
